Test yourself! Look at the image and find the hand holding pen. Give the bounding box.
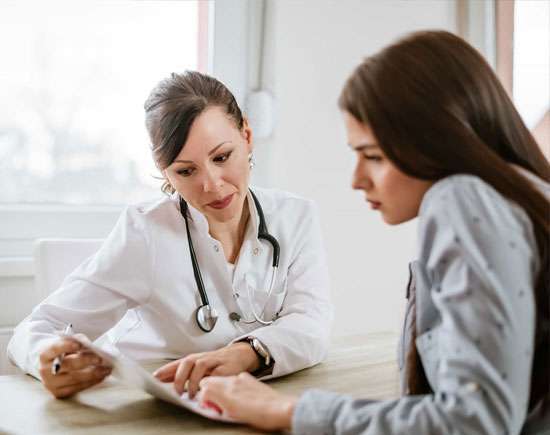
[39,324,112,399]
[52,323,74,375]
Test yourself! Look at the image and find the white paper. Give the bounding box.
[65,334,236,423]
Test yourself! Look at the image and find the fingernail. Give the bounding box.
[202,401,222,414]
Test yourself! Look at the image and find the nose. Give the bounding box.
[351,158,372,192]
[201,166,223,193]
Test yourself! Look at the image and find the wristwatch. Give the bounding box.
[242,336,274,376]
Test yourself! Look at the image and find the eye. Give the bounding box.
[363,154,383,162]
[213,151,232,163]
[176,167,195,177]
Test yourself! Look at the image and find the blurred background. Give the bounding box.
[0,0,548,373]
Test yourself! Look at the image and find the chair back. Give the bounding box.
[33,238,103,299]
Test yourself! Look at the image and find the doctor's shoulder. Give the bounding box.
[103,195,183,250]
[120,195,183,230]
[251,187,324,251]
[251,186,321,223]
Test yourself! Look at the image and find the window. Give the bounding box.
[0,0,252,265]
[494,0,548,159]
[1,1,201,206]
[513,0,549,131]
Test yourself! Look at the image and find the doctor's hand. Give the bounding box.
[153,342,260,399]
[198,373,297,431]
[39,338,112,399]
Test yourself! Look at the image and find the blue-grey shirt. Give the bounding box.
[292,171,549,435]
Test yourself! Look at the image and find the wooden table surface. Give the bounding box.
[0,332,399,435]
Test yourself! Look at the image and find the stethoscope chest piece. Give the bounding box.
[196,304,218,332]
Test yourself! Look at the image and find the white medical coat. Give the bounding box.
[8,187,333,380]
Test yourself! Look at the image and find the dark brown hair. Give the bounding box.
[144,71,244,194]
[339,30,550,410]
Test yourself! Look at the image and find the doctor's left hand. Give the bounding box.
[153,342,260,398]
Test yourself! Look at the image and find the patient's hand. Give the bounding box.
[199,372,297,431]
[39,338,112,399]
[153,342,260,399]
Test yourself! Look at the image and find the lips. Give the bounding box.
[207,194,234,210]
[367,199,381,210]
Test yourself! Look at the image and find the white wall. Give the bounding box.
[253,0,457,336]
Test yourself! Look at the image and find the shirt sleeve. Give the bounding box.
[292,177,537,435]
[232,200,333,379]
[7,206,154,379]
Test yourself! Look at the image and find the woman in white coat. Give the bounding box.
[7,71,333,399]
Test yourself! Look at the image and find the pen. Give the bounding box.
[52,323,74,375]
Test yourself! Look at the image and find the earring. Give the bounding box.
[248,152,256,169]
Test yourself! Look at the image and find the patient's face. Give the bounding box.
[344,112,433,225]
[164,106,253,225]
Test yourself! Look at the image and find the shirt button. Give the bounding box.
[253,248,260,255]
[233,293,240,299]
[214,245,220,252]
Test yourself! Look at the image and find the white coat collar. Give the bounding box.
[170,189,264,250]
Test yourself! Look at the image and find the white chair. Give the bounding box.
[33,238,104,299]
[1,239,104,375]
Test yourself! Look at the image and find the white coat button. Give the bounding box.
[214,245,220,252]
[253,248,260,255]
[233,293,240,299]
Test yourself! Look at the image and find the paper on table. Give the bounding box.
[64,334,236,423]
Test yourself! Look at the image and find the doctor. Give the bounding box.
[7,71,333,399]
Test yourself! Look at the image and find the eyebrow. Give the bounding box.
[172,141,232,164]
[349,142,379,152]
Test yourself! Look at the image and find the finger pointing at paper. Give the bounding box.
[153,342,260,399]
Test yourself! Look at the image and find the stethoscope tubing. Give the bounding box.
[250,189,280,268]
[180,198,210,306]
[180,189,282,331]
[238,266,280,325]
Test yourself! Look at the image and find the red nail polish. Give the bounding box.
[202,401,222,414]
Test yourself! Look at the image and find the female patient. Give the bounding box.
[198,31,550,434]
[8,71,332,399]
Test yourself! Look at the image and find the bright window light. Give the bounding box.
[0,0,202,205]
[513,0,549,129]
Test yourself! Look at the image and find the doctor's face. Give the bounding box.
[344,112,433,225]
[164,106,253,224]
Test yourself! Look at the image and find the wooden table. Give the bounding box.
[0,332,399,434]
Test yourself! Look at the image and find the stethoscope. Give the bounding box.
[179,189,281,333]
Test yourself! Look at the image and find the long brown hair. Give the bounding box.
[339,30,550,410]
[144,71,244,194]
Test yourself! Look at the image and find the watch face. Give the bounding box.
[247,337,269,365]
